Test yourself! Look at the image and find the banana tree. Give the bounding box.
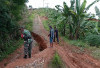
[56,0,99,39]
[55,0,75,39]
[64,0,99,39]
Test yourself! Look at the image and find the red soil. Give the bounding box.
[31,32,47,51]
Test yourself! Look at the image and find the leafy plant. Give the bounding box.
[49,52,65,68]
[85,34,100,47]
[56,0,100,39]
[25,13,34,31]
[0,0,28,61]
[95,6,100,19]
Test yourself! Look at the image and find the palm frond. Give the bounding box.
[95,6,100,18]
[76,0,80,14]
[63,2,69,16]
[70,0,75,10]
[79,0,86,15]
[86,0,100,11]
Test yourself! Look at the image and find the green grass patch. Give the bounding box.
[43,20,49,31]
[0,38,23,61]
[49,52,66,68]
[88,46,100,60]
[25,13,35,31]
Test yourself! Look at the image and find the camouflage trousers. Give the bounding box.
[24,41,32,56]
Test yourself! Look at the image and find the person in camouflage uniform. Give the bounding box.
[20,27,33,59]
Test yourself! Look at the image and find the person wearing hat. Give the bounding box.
[20,26,33,58]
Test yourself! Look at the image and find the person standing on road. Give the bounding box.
[54,26,59,44]
[48,26,54,47]
[20,26,33,59]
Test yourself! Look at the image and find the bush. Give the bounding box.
[85,34,100,47]
[0,39,23,61]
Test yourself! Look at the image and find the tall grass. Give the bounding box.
[49,52,65,68]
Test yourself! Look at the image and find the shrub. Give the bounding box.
[85,34,100,47]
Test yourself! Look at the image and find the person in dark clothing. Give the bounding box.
[54,26,59,44]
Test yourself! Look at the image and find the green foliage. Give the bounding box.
[35,8,48,16]
[62,36,88,48]
[0,39,23,61]
[85,34,100,47]
[95,6,100,19]
[37,8,100,59]
[86,0,99,11]
[43,20,49,31]
[56,0,100,39]
[25,13,34,31]
[0,0,28,61]
[49,52,65,68]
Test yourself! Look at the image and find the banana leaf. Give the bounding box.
[79,0,86,15]
[86,0,100,11]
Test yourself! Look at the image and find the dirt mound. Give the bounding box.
[31,32,47,51]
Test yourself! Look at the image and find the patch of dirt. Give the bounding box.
[31,32,47,51]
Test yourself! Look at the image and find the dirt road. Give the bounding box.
[2,15,100,68]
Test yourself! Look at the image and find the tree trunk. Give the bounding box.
[69,24,73,40]
[74,21,80,40]
[75,29,79,40]
[63,24,66,36]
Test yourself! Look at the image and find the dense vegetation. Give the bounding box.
[0,0,28,61]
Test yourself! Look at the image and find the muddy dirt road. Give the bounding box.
[2,15,100,68]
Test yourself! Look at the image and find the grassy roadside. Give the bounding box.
[62,37,100,60]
